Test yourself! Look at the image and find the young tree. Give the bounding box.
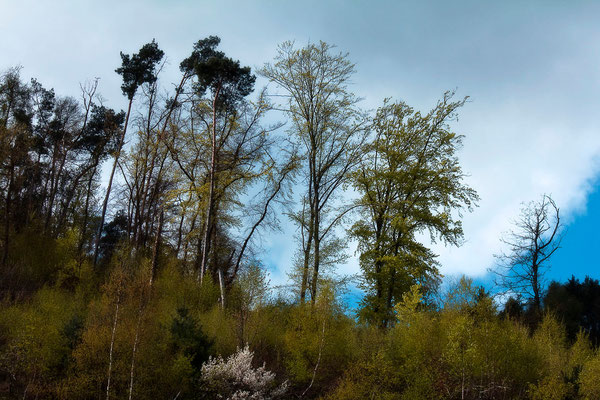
[351,94,479,327]
[260,41,367,304]
[491,194,562,314]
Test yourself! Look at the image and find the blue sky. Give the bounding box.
[2,0,600,298]
[548,183,600,283]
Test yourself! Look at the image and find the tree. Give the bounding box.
[187,36,255,287]
[76,103,124,258]
[260,41,367,304]
[170,307,213,372]
[168,36,294,306]
[544,276,600,345]
[351,94,478,327]
[164,36,257,285]
[1,70,118,272]
[492,194,562,314]
[0,67,31,265]
[124,39,202,252]
[93,40,164,266]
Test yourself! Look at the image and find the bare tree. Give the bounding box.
[491,194,563,313]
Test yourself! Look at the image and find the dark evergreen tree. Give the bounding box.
[545,276,600,346]
[179,36,256,286]
[170,307,213,371]
[93,40,164,266]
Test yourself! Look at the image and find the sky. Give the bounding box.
[2,0,600,297]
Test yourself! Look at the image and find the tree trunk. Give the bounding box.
[176,211,185,256]
[139,74,188,249]
[94,98,133,267]
[127,314,141,400]
[300,210,313,303]
[3,164,14,265]
[199,84,221,283]
[150,208,164,286]
[218,268,225,309]
[44,147,59,232]
[532,263,540,313]
[385,266,396,328]
[310,186,320,304]
[78,164,97,259]
[106,279,122,400]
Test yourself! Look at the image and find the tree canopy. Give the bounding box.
[352,93,479,327]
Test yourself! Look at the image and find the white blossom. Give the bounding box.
[200,345,288,399]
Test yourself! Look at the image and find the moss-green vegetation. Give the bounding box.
[1,250,599,399]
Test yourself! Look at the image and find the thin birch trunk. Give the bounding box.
[127,207,163,399]
[106,278,123,400]
[218,268,225,309]
[199,84,221,283]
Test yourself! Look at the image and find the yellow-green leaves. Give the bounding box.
[395,284,422,325]
[352,92,478,327]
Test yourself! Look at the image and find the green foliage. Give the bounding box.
[283,285,357,396]
[3,228,81,296]
[228,264,274,347]
[115,40,164,100]
[185,35,255,110]
[1,245,599,399]
[527,315,595,400]
[323,351,402,400]
[328,278,554,400]
[579,350,600,399]
[352,93,478,327]
[170,307,213,372]
[395,284,423,325]
[544,276,600,345]
[0,286,84,397]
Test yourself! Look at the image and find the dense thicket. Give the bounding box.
[1,38,598,399]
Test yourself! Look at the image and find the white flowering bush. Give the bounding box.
[199,345,288,399]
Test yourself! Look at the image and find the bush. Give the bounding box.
[579,351,600,399]
[199,345,288,399]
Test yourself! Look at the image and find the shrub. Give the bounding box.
[199,345,288,399]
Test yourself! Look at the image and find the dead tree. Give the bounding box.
[492,194,563,314]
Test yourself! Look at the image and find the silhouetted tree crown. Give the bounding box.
[545,276,600,345]
[115,39,164,100]
[184,36,255,110]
